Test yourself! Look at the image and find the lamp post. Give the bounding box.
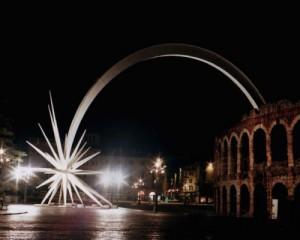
[11,165,33,203]
[0,145,27,203]
[137,178,144,205]
[0,147,11,201]
[150,157,166,212]
[0,147,5,157]
[132,177,144,205]
[0,147,5,170]
[0,147,5,201]
[0,147,8,166]
[204,162,214,203]
[206,162,214,175]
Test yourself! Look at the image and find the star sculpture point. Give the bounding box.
[27,93,112,207]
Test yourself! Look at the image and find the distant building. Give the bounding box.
[168,161,214,203]
[182,163,200,194]
[169,162,201,203]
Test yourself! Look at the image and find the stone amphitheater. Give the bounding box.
[214,100,300,220]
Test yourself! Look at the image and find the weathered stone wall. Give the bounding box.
[214,100,300,218]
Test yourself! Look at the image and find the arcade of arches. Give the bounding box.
[214,100,300,219]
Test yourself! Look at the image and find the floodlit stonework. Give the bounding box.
[214,100,300,219]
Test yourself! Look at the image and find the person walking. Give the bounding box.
[0,198,3,210]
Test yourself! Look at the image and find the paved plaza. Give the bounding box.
[0,204,206,239]
[0,204,297,239]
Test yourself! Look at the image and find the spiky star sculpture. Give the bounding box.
[27,93,112,207]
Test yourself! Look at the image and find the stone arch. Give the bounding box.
[240,184,250,216]
[292,118,300,162]
[218,140,222,153]
[223,139,229,177]
[229,132,240,144]
[253,128,267,164]
[217,142,222,176]
[217,140,222,158]
[222,186,227,215]
[240,129,251,140]
[254,183,268,219]
[270,124,288,163]
[290,115,300,130]
[268,119,289,134]
[230,136,238,177]
[271,180,288,188]
[240,181,250,189]
[272,183,288,220]
[223,136,230,146]
[293,184,300,221]
[229,185,237,216]
[65,43,266,159]
[216,187,221,214]
[240,133,250,177]
[252,124,268,136]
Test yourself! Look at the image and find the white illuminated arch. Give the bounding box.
[28,44,266,207]
[65,43,266,165]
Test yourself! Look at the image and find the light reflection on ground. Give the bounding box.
[0,205,179,240]
[1,204,296,239]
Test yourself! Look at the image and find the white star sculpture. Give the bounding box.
[27,93,112,207]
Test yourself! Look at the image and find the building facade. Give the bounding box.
[182,163,200,194]
[214,100,300,220]
[174,162,201,203]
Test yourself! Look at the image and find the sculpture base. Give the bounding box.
[34,203,117,209]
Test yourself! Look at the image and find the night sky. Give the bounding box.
[1,10,299,168]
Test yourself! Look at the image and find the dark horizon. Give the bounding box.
[1,16,299,168]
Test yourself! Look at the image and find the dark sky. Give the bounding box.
[1,10,299,167]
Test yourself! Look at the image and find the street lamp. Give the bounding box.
[204,162,214,204]
[11,165,33,203]
[0,146,27,204]
[0,148,5,156]
[206,162,214,174]
[150,157,166,212]
[0,147,6,164]
[11,165,33,183]
[205,162,214,183]
[132,177,144,205]
[0,147,5,203]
